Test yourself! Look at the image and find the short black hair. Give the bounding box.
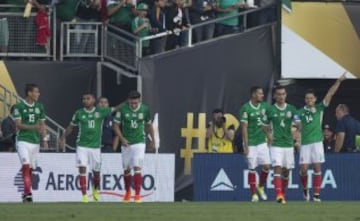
[25,83,39,96]
[274,85,286,93]
[250,86,262,95]
[128,90,141,99]
[305,89,317,97]
[83,92,96,98]
[212,108,224,114]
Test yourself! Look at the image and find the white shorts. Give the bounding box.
[270,147,294,169]
[299,141,325,164]
[247,143,271,169]
[76,146,101,171]
[16,141,40,169]
[121,143,146,170]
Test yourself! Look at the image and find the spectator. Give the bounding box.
[132,3,152,56]
[149,0,167,54]
[98,97,119,152]
[0,105,16,152]
[56,0,80,22]
[35,7,51,54]
[215,0,245,36]
[189,0,215,43]
[335,104,360,153]
[107,0,135,33]
[257,0,277,25]
[206,108,235,153]
[323,124,335,153]
[166,0,190,50]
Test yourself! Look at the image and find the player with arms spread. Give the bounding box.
[60,93,119,203]
[294,72,346,202]
[265,85,297,204]
[239,86,271,202]
[113,91,155,203]
[13,83,48,203]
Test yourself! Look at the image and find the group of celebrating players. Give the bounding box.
[240,72,346,204]
[13,71,346,204]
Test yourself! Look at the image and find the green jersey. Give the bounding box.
[114,103,151,145]
[71,107,112,148]
[132,17,151,48]
[239,101,269,146]
[295,101,327,145]
[267,103,297,148]
[13,100,46,144]
[108,3,133,25]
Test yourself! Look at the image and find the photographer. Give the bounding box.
[206,108,235,153]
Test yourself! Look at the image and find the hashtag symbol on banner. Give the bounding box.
[180,113,207,175]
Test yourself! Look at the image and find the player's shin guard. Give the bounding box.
[22,164,32,196]
[313,172,322,196]
[124,173,132,192]
[248,170,257,195]
[273,174,283,197]
[282,175,289,195]
[134,171,142,196]
[79,174,87,195]
[259,169,269,187]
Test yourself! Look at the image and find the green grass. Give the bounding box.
[1,202,360,221]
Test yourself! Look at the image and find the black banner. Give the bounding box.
[140,25,278,200]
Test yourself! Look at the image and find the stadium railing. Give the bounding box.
[59,21,103,61]
[0,83,73,152]
[0,4,56,60]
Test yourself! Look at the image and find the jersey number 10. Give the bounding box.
[88,120,95,129]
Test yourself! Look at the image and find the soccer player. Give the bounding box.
[60,93,118,203]
[294,72,346,202]
[13,83,48,203]
[239,86,271,202]
[113,91,155,203]
[266,86,297,204]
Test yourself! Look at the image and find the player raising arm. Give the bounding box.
[294,72,346,202]
[239,86,271,202]
[60,93,119,203]
[13,83,48,203]
[112,91,155,203]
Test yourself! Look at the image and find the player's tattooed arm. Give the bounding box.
[59,124,74,150]
[39,120,49,149]
[241,122,249,155]
[146,123,155,150]
[15,119,40,131]
[262,125,272,146]
[112,123,129,147]
[323,71,347,106]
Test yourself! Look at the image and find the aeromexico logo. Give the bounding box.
[14,167,156,198]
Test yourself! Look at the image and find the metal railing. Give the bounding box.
[0,83,73,152]
[0,4,56,60]
[60,21,103,60]
[103,3,277,70]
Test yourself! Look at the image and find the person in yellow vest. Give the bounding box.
[206,108,235,153]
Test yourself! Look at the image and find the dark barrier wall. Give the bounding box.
[194,153,360,201]
[139,25,277,200]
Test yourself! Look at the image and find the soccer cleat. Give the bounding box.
[276,194,286,204]
[303,189,310,202]
[92,188,100,202]
[134,195,142,203]
[123,190,132,203]
[251,194,259,202]
[257,186,268,201]
[313,195,321,202]
[22,193,33,203]
[82,195,89,203]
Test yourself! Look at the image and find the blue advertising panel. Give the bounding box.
[193,153,360,201]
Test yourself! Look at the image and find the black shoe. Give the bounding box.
[22,193,33,203]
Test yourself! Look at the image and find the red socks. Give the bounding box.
[22,165,32,195]
[124,173,132,192]
[300,173,308,190]
[133,172,142,196]
[273,175,282,196]
[313,172,322,195]
[248,170,257,194]
[259,169,269,187]
[79,175,87,195]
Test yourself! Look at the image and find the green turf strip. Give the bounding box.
[0,202,360,221]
